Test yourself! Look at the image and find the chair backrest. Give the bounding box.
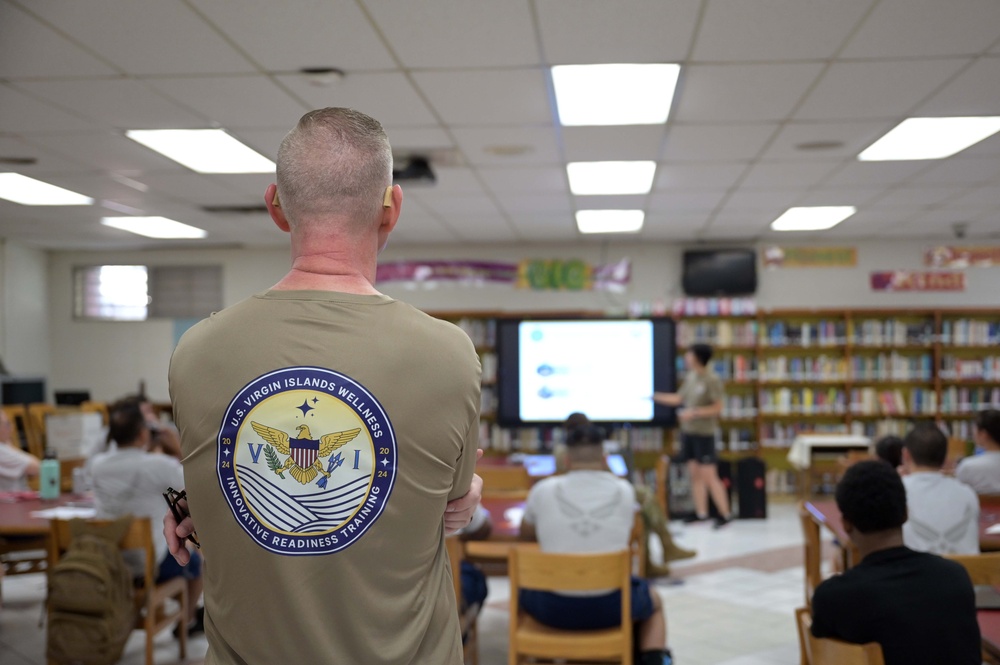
[478,465,531,497]
[512,547,631,594]
[654,455,670,517]
[26,402,56,455]
[4,403,43,458]
[49,517,157,587]
[798,501,823,608]
[445,535,463,604]
[796,607,885,665]
[80,401,110,426]
[945,552,1000,586]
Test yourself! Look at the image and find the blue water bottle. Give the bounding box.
[39,450,61,500]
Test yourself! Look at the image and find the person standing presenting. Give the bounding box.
[654,343,732,528]
[168,108,481,664]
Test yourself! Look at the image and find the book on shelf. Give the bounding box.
[940,355,1000,381]
[941,319,1000,346]
[850,352,932,381]
[759,354,847,381]
[760,387,846,415]
[761,320,846,347]
[677,320,757,347]
[940,386,1000,414]
[454,317,496,348]
[851,319,935,346]
[760,421,849,447]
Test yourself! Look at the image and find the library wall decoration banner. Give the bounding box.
[762,245,857,268]
[375,258,631,292]
[925,246,1000,268]
[870,271,966,292]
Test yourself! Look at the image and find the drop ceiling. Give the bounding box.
[0,0,998,250]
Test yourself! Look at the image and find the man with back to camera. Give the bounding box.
[900,425,979,555]
[957,409,1000,494]
[653,343,732,528]
[811,460,980,665]
[520,423,674,665]
[167,108,482,664]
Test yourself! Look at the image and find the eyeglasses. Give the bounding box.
[162,487,200,549]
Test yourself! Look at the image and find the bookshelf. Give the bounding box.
[434,309,1000,468]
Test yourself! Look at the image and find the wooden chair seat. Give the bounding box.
[796,607,885,665]
[514,615,627,659]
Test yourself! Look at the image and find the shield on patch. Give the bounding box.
[289,437,319,468]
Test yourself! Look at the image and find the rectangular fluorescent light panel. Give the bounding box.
[567,161,656,195]
[770,206,857,232]
[859,117,1000,161]
[0,173,93,205]
[126,129,275,173]
[101,216,207,239]
[552,64,680,126]
[576,210,645,234]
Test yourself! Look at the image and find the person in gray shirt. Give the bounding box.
[957,409,1000,495]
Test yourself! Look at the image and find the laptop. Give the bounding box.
[975,585,1000,610]
[54,390,91,406]
[521,453,629,478]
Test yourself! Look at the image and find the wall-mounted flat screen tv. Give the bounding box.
[682,249,757,296]
[497,318,677,427]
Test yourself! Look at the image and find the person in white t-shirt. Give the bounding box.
[90,398,204,634]
[957,409,1000,495]
[901,425,979,555]
[0,409,39,492]
[520,424,673,665]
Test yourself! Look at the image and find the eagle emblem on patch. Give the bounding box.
[217,367,397,556]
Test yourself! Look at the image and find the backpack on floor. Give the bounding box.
[46,516,137,665]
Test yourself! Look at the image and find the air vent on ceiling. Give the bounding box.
[0,156,38,165]
[393,157,436,184]
[202,204,268,215]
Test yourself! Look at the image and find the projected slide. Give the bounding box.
[518,320,654,422]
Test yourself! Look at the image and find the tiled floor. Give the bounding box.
[1,501,820,664]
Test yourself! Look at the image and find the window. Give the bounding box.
[74,265,222,321]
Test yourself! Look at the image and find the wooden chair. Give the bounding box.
[445,535,479,665]
[798,501,824,608]
[796,607,885,665]
[629,511,647,578]
[945,552,1000,585]
[2,404,40,457]
[508,548,632,665]
[654,455,670,518]
[26,402,56,457]
[48,517,188,665]
[478,466,531,498]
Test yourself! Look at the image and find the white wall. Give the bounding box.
[40,239,1000,402]
[0,240,51,386]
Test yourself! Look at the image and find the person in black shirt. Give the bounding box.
[811,460,981,665]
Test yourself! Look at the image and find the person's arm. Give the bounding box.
[652,392,682,407]
[679,400,724,422]
[0,443,40,480]
[519,518,537,542]
[151,424,182,460]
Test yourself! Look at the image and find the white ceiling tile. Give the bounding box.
[710,211,779,229]
[0,3,116,78]
[189,0,396,72]
[662,124,778,162]
[822,161,929,188]
[693,0,873,61]
[870,187,966,208]
[644,211,710,229]
[479,167,568,194]
[413,69,552,126]
[841,0,1000,59]
[723,189,803,211]
[907,208,993,227]
[361,0,539,68]
[226,128,289,162]
[387,214,458,244]
[654,163,747,190]
[451,127,561,166]
[275,72,439,127]
[795,59,970,121]
[759,121,891,161]
[951,186,1000,209]
[715,199,787,221]
[383,127,453,154]
[909,157,1000,186]
[536,0,700,64]
[26,0,254,75]
[412,167,483,194]
[648,190,728,212]
[498,194,572,215]
[563,126,665,162]
[445,214,520,242]
[411,194,501,217]
[14,79,208,130]
[146,77,306,129]
[36,173,151,205]
[739,161,841,189]
[138,173,251,205]
[508,213,577,241]
[21,133,185,174]
[0,84,95,133]
[917,57,1000,117]
[211,174,275,198]
[962,132,1000,157]
[675,63,824,123]
[0,136,91,175]
[794,187,886,207]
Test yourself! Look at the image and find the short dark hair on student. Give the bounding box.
[108,398,147,447]
[566,424,606,447]
[874,435,904,469]
[976,409,1000,444]
[689,343,713,366]
[564,412,592,430]
[904,425,948,468]
[835,460,907,534]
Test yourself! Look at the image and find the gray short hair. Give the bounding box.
[276,108,393,229]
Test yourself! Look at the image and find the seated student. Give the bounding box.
[874,435,904,472]
[811,460,980,665]
[957,409,1000,494]
[0,409,40,491]
[520,424,674,665]
[90,398,204,634]
[901,425,979,555]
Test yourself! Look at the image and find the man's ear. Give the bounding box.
[377,184,402,253]
[265,183,290,233]
[841,515,856,538]
[901,447,914,469]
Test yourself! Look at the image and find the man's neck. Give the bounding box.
[854,530,905,561]
[909,465,943,474]
[272,249,380,295]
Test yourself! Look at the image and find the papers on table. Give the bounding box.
[29,506,96,520]
[985,523,1000,535]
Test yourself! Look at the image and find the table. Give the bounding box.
[980,610,1000,664]
[0,494,92,578]
[787,434,871,470]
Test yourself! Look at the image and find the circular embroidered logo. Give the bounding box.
[218,367,396,555]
